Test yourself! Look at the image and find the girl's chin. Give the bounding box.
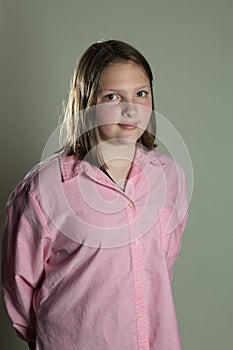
[98,129,144,144]
[99,136,137,144]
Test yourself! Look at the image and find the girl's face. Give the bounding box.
[96,61,152,144]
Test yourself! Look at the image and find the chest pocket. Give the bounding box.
[158,207,183,256]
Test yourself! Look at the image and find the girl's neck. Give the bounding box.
[98,140,136,191]
[98,140,136,169]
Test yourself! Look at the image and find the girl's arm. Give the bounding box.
[1,181,52,349]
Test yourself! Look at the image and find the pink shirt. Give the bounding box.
[2,145,189,350]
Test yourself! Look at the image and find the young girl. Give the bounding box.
[2,40,189,350]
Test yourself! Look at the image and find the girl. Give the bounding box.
[2,40,189,350]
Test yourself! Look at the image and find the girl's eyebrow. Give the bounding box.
[99,85,151,93]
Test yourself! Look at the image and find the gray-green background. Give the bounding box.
[1,0,232,349]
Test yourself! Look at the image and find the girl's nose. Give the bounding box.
[121,102,137,118]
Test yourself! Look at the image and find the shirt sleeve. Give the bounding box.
[1,180,53,348]
[166,168,190,280]
[178,167,189,232]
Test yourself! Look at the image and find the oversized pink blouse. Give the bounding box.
[2,145,189,349]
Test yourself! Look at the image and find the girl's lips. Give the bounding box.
[118,123,138,130]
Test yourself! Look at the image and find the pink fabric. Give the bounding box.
[2,145,189,350]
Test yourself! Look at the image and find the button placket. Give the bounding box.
[131,239,149,349]
[124,196,149,348]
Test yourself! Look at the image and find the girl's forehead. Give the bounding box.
[100,61,150,85]
[103,61,145,73]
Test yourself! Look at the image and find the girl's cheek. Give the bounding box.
[98,124,117,141]
[95,104,120,127]
[138,105,152,121]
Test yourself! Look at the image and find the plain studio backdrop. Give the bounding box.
[0,0,232,349]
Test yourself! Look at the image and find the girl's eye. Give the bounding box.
[104,93,118,101]
[137,90,148,98]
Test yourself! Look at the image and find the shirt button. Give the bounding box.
[134,239,139,245]
[136,274,141,281]
[128,201,133,207]
[138,313,143,318]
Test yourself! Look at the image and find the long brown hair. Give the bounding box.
[60,40,158,163]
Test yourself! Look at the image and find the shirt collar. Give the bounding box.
[58,145,165,183]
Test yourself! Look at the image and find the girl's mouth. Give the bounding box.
[118,123,138,130]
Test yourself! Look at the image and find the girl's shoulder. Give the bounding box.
[145,148,187,185]
[146,148,183,170]
[6,153,60,207]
